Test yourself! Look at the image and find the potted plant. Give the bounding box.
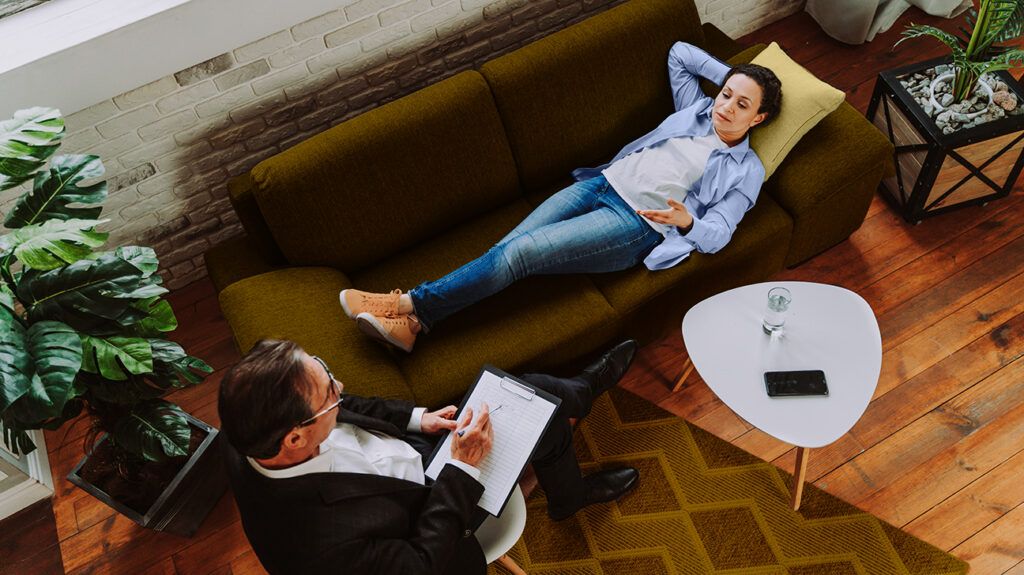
[0,107,224,536]
[866,0,1024,223]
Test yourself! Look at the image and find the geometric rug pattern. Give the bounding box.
[490,388,968,575]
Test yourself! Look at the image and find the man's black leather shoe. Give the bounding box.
[548,467,640,521]
[581,339,638,397]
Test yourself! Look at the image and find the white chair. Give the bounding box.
[474,485,528,574]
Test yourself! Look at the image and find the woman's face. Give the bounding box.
[712,73,768,140]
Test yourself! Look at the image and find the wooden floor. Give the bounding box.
[4,7,1024,575]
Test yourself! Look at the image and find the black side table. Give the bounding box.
[867,56,1024,224]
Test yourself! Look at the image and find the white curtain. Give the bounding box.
[805,0,973,45]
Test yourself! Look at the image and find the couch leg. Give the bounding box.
[498,554,527,574]
[672,357,694,392]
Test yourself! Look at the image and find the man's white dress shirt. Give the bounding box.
[248,407,480,482]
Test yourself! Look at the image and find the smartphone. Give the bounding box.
[764,370,828,397]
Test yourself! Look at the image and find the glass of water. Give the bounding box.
[762,287,792,335]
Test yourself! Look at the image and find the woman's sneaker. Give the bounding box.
[356,312,420,353]
[339,289,403,319]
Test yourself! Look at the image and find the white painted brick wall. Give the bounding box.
[39,0,803,290]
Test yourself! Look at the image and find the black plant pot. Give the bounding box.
[867,55,1024,223]
[67,413,227,537]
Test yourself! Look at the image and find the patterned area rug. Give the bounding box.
[490,388,967,575]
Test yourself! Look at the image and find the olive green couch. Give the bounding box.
[204,0,893,407]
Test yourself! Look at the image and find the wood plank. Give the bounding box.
[138,557,178,575]
[793,309,1024,486]
[857,403,1024,527]
[0,498,62,575]
[952,502,1024,575]
[1004,560,1024,575]
[877,229,1024,352]
[904,447,1024,551]
[871,270,1024,399]
[690,402,752,441]
[229,550,268,575]
[62,492,239,575]
[777,189,1024,299]
[172,519,250,575]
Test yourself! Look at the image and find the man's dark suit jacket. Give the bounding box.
[221,395,487,575]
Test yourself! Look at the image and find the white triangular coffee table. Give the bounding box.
[672,281,882,510]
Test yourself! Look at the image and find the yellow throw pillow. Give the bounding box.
[748,42,845,180]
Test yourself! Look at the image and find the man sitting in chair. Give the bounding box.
[218,339,641,574]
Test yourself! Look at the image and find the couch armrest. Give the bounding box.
[765,102,895,266]
[204,234,286,294]
[227,173,286,265]
[219,267,416,401]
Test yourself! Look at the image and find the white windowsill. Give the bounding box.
[0,0,346,118]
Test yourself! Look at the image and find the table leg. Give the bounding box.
[791,446,810,511]
[672,357,694,393]
[497,554,527,575]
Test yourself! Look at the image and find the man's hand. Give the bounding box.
[637,198,694,231]
[421,405,458,435]
[450,404,493,467]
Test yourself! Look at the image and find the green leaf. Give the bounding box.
[6,321,82,423]
[0,282,15,316]
[0,218,109,271]
[17,250,167,333]
[897,25,967,56]
[1,420,36,457]
[111,399,190,462]
[0,108,64,192]
[88,340,210,404]
[4,154,106,229]
[973,0,1024,56]
[150,340,212,387]
[81,335,152,381]
[0,301,30,412]
[116,246,159,277]
[121,297,177,337]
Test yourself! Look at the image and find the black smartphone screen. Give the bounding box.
[764,370,829,397]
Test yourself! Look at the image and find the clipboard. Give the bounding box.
[424,364,562,517]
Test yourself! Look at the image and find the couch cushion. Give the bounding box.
[350,199,620,407]
[591,193,793,314]
[218,267,414,401]
[750,42,846,180]
[480,0,705,192]
[250,71,520,273]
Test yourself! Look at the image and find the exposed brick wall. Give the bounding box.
[0,0,804,289]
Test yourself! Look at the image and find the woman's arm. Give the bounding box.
[638,162,763,254]
[682,187,754,253]
[668,42,732,112]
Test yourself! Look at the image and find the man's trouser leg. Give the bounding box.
[519,373,595,514]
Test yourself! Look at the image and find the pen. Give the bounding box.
[457,404,502,437]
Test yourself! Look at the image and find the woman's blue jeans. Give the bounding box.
[408,175,662,331]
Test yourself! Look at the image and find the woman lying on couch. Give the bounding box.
[340,42,782,352]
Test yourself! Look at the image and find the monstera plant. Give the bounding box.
[0,107,212,468]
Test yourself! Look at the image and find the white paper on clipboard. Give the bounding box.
[424,370,558,515]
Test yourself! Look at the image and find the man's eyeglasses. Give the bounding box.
[298,356,343,427]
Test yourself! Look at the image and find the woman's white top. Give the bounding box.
[603,132,726,234]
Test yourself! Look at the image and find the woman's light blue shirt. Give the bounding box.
[572,42,766,270]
